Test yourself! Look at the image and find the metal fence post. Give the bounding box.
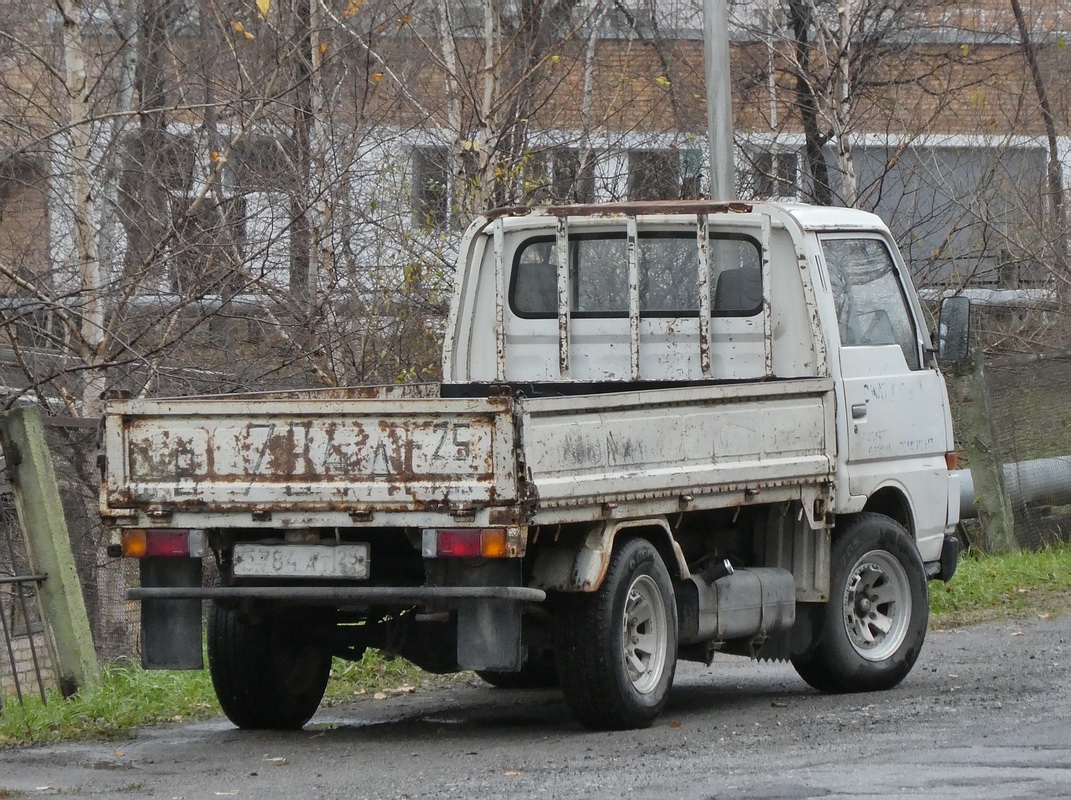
[0,407,100,695]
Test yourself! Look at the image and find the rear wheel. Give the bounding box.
[207,604,331,730]
[792,513,928,693]
[555,537,677,730]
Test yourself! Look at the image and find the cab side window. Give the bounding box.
[822,237,920,370]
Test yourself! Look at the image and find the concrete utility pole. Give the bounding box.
[0,408,99,696]
[703,0,735,201]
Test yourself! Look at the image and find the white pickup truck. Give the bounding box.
[101,200,969,731]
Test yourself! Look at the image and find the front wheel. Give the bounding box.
[207,604,332,730]
[792,513,928,693]
[554,537,677,730]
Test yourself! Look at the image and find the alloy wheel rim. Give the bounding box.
[842,549,912,661]
[622,574,668,694]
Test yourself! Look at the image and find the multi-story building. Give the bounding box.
[0,0,1067,397]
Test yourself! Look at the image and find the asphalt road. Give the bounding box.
[2,614,1070,800]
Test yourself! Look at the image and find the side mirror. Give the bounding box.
[937,295,971,364]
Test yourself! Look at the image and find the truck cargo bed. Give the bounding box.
[102,378,835,528]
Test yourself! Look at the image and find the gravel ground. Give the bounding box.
[1,613,1070,799]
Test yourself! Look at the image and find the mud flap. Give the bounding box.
[140,557,203,669]
[455,560,523,671]
[457,598,522,671]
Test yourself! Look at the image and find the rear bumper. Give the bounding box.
[127,585,546,604]
[925,534,960,583]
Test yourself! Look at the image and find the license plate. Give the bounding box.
[232,543,369,579]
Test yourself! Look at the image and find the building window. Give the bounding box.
[680,149,703,200]
[529,148,595,204]
[230,136,293,193]
[628,149,703,201]
[119,131,291,296]
[412,146,450,229]
[753,151,799,199]
[170,196,247,296]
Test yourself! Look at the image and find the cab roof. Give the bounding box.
[480,200,888,234]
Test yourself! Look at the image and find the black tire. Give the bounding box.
[207,604,332,730]
[477,648,558,689]
[554,537,677,730]
[791,513,928,693]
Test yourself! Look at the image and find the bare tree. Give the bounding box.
[1009,0,1068,300]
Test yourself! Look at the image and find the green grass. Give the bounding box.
[322,649,435,705]
[0,649,435,747]
[930,543,1071,627]
[0,661,219,746]
[4,545,1071,746]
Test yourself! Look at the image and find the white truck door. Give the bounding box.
[821,236,953,560]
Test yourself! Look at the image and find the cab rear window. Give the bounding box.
[509,232,762,319]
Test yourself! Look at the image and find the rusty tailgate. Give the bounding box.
[101,392,518,514]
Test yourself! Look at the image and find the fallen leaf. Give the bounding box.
[669,720,682,728]
[504,771,521,777]
[1011,631,1025,637]
[113,749,124,758]
[771,701,788,708]
[262,757,288,766]
[373,691,388,700]
[1039,612,1052,620]
[256,0,269,14]
[377,685,416,696]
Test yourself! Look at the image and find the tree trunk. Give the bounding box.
[1009,0,1068,299]
[832,4,857,207]
[54,0,105,418]
[787,0,833,206]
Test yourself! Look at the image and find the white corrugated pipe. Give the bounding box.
[1002,457,1071,509]
[918,287,1059,310]
[955,469,978,519]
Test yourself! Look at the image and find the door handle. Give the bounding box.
[851,403,867,420]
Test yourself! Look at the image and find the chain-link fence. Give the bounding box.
[948,299,1071,552]
[984,351,1071,549]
